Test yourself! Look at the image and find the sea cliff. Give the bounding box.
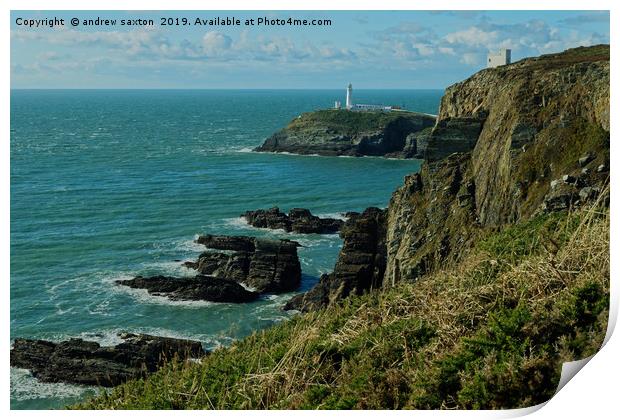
[255,109,436,158]
[386,44,609,284]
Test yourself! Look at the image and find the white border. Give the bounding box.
[2,1,617,419]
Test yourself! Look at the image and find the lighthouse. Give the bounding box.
[346,83,353,110]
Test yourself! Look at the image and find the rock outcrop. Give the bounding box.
[284,207,387,312]
[423,113,487,162]
[385,45,610,285]
[10,333,205,387]
[187,235,302,293]
[256,109,436,158]
[116,275,259,303]
[242,207,343,234]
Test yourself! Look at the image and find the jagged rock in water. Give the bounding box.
[189,235,302,293]
[196,234,256,252]
[255,110,436,158]
[242,207,343,234]
[284,207,387,312]
[10,333,206,387]
[242,207,290,231]
[116,275,259,303]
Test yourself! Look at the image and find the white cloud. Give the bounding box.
[444,27,498,46]
[202,31,232,55]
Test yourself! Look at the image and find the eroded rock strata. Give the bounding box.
[284,207,387,311]
[117,235,302,302]
[10,333,205,387]
[242,207,343,234]
[385,45,610,284]
[188,235,302,293]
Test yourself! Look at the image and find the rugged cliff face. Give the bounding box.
[386,45,610,284]
[256,109,436,157]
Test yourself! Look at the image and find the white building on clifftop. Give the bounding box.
[487,48,511,68]
[335,83,395,112]
[346,83,353,109]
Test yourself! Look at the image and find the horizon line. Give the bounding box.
[10,87,446,91]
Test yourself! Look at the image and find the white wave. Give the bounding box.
[171,236,205,254]
[222,216,253,230]
[76,327,232,350]
[235,147,254,153]
[139,260,196,277]
[116,285,220,309]
[10,367,96,402]
[315,212,348,221]
[295,235,341,248]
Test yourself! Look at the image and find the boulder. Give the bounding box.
[579,186,600,202]
[116,275,259,303]
[10,333,205,387]
[578,153,594,167]
[542,183,579,212]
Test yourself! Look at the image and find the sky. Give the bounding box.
[10,10,610,89]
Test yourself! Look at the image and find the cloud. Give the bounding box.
[11,13,610,84]
[444,27,498,46]
[202,31,232,54]
[361,17,608,68]
[558,12,609,26]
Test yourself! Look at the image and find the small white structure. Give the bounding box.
[487,48,511,68]
[346,83,353,109]
[334,100,341,109]
[350,104,393,112]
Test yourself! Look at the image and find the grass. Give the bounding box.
[75,192,609,410]
[287,109,426,136]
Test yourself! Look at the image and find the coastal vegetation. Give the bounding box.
[76,199,609,409]
[286,109,421,136]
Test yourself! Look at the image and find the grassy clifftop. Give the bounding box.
[76,200,609,409]
[286,109,425,136]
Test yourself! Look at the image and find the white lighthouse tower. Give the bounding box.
[346,83,353,110]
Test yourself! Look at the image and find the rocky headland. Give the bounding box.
[10,333,205,387]
[242,207,343,234]
[255,109,436,158]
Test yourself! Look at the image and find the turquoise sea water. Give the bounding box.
[10,89,442,409]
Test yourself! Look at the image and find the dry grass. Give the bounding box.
[76,192,609,410]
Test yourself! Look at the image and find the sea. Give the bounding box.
[10,89,443,409]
